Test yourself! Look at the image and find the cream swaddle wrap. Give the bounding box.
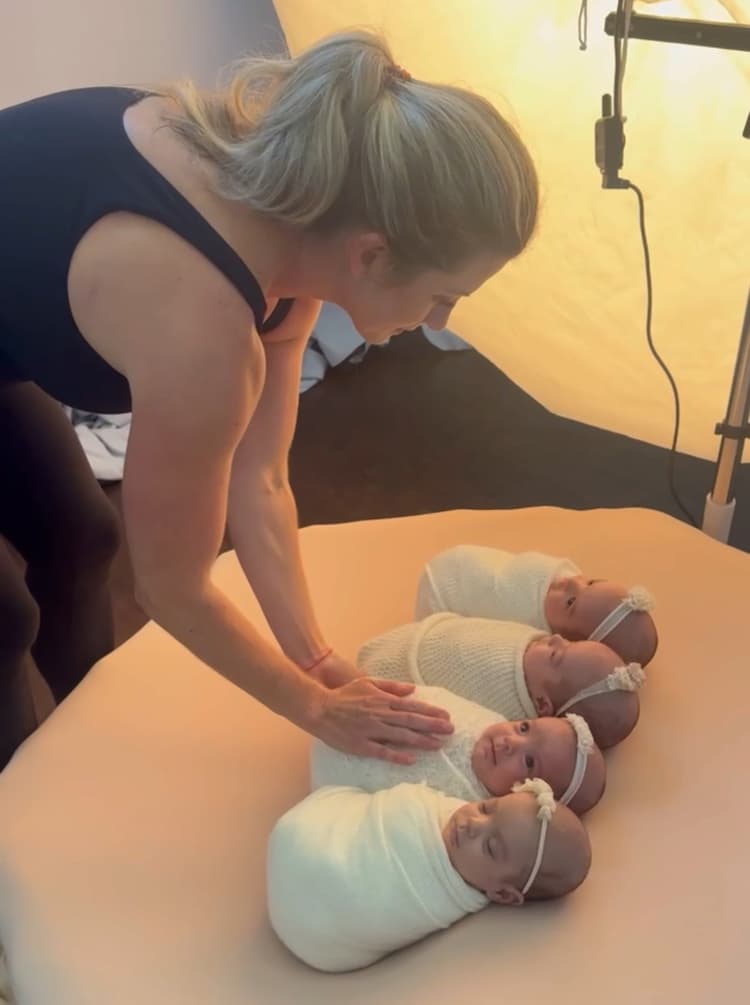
[310,685,499,801]
[267,783,487,972]
[415,545,580,628]
[359,612,544,722]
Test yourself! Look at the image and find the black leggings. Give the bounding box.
[0,381,120,769]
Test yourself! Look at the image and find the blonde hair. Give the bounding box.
[163,29,538,274]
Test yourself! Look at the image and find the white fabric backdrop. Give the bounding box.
[275,0,750,459]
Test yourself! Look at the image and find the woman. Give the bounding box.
[0,30,538,770]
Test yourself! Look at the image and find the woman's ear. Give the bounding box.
[487,885,524,907]
[347,232,389,279]
[533,693,554,717]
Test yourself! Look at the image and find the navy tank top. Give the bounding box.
[0,86,293,412]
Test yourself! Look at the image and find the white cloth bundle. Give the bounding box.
[360,612,544,721]
[415,545,580,628]
[310,685,499,801]
[267,782,487,972]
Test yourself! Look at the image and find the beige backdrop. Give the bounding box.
[0,0,284,105]
[276,0,749,459]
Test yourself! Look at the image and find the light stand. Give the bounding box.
[602,10,749,543]
[703,288,750,542]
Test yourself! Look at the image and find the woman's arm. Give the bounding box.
[121,285,451,758]
[123,296,321,723]
[226,301,330,669]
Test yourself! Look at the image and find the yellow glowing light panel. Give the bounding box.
[276,0,750,459]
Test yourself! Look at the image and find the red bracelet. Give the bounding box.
[302,647,333,674]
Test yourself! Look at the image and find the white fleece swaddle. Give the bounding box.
[267,782,487,972]
[310,685,499,801]
[359,612,544,722]
[415,545,580,629]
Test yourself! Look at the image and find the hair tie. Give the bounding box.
[302,647,333,674]
[388,64,412,83]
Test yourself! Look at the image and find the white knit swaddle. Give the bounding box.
[360,613,544,722]
[267,783,487,972]
[310,685,500,802]
[415,545,580,629]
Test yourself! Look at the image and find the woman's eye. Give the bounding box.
[524,755,535,771]
[519,721,530,734]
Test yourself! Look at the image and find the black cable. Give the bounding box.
[625,182,700,526]
[608,3,698,524]
[613,0,624,119]
[578,1,588,50]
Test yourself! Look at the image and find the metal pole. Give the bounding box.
[703,288,750,543]
[604,12,750,52]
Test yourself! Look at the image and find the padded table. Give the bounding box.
[0,507,746,1004]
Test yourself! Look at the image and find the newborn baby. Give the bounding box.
[267,779,591,972]
[360,612,645,748]
[416,544,658,666]
[310,684,606,815]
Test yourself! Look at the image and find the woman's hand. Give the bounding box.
[308,650,364,689]
[307,678,454,765]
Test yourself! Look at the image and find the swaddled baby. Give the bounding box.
[360,613,645,749]
[268,778,591,972]
[416,544,658,666]
[310,684,606,816]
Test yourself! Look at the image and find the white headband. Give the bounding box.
[559,714,594,806]
[588,585,655,643]
[512,778,557,896]
[556,663,646,716]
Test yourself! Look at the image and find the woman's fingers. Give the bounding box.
[367,678,415,697]
[366,680,453,726]
[374,722,446,749]
[377,711,452,741]
[386,700,454,732]
[313,678,454,761]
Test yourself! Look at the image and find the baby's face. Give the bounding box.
[524,636,619,692]
[524,633,570,678]
[545,575,626,639]
[471,718,575,800]
[442,796,530,900]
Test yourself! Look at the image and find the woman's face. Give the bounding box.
[338,237,507,345]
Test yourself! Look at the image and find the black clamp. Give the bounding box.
[714,420,750,440]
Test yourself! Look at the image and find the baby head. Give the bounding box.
[443,779,591,904]
[471,713,605,816]
[524,635,645,749]
[544,576,658,666]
